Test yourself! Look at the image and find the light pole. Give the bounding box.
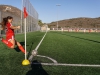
[56,4,61,30]
[21,0,23,33]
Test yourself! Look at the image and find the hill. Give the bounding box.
[0,5,21,17]
[0,5,22,33]
[48,17,100,29]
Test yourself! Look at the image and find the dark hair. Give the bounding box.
[0,16,13,29]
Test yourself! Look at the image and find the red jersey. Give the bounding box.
[6,22,14,35]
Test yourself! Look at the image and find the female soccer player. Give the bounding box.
[0,16,25,54]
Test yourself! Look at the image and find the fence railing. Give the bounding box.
[0,0,40,35]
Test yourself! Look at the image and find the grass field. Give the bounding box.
[0,31,100,75]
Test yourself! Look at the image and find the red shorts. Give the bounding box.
[6,34,15,41]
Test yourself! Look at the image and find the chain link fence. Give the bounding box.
[0,1,40,35]
[22,0,40,33]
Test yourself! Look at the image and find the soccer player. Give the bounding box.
[0,16,25,53]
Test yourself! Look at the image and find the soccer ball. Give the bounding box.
[32,50,38,56]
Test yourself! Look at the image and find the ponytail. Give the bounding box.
[0,16,13,30]
[0,18,7,30]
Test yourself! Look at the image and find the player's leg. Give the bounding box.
[9,39,15,48]
[15,40,25,53]
[1,38,13,48]
[2,35,15,48]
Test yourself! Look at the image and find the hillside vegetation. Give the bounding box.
[48,17,100,29]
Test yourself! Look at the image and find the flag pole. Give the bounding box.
[22,6,30,66]
[25,18,27,60]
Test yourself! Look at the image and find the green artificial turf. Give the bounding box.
[0,31,45,75]
[38,32,100,64]
[0,31,100,75]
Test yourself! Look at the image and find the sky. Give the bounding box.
[0,0,100,23]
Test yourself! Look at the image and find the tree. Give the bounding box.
[38,20,44,26]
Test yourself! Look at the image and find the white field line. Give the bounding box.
[35,31,47,51]
[28,31,47,61]
[37,55,57,63]
[30,54,100,67]
[28,55,34,61]
[32,63,100,67]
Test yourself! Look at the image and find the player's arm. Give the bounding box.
[10,26,20,29]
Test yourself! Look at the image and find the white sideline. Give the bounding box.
[28,31,47,61]
[35,31,47,51]
[32,63,100,67]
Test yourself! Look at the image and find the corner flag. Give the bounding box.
[24,7,28,18]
